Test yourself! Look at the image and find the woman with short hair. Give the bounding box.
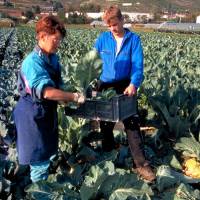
[13,15,85,182]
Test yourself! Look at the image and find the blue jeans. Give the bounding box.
[30,155,56,182]
[30,160,50,182]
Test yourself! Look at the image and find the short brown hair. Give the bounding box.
[102,5,123,23]
[36,15,66,38]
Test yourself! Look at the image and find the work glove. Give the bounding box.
[73,93,86,104]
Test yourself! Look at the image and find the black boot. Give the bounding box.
[126,129,156,182]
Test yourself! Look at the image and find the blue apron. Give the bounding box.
[13,47,60,165]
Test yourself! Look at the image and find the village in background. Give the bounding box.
[0,1,200,199]
[0,0,200,33]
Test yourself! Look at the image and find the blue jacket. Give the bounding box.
[94,28,144,88]
[18,45,62,100]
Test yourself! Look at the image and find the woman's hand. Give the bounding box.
[123,84,137,96]
[43,87,85,103]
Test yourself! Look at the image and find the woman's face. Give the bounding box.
[38,31,62,54]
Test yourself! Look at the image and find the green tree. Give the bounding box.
[123,14,130,23]
[67,12,89,24]
[152,12,163,23]
[50,0,63,11]
[4,0,13,7]
[0,12,8,18]
[80,3,101,12]
[57,9,66,22]
[32,5,41,14]
[23,10,34,20]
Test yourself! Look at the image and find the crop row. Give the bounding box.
[0,27,199,199]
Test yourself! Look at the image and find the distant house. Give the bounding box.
[87,12,103,19]
[41,6,54,12]
[66,12,153,22]
[40,12,57,16]
[122,12,153,22]
[196,15,200,23]
[157,21,200,32]
[0,9,22,18]
[161,13,187,20]
[123,23,132,28]
[0,0,5,5]
[65,11,97,19]
[65,11,81,18]
[35,12,57,20]
[90,21,132,28]
[90,20,106,27]
[122,3,132,6]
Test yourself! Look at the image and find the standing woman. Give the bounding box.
[13,16,85,182]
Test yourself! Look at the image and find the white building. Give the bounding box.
[65,11,83,18]
[122,3,132,6]
[87,12,103,19]
[65,12,153,22]
[0,0,5,5]
[40,12,58,16]
[122,12,153,22]
[90,20,106,26]
[161,13,187,20]
[196,15,200,23]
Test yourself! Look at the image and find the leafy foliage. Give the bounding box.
[156,165,200,192]
[0,28,200,199]
[25,181,80,200]
[80,161,153,200]
[62,49,102,94]
[175,137,200,160]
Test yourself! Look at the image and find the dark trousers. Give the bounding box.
[97,80,146,167]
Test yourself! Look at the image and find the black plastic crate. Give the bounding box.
[65,94,137,122]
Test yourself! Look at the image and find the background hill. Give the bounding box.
[0,0,200,13]
[65,0,200,13]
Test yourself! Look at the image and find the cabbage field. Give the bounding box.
[0,27,200,199]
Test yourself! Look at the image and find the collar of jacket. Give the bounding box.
[34,45,52,66]
[109,28,132,40]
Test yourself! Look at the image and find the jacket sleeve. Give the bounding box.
[21,57,55,100]
[130,36,144,88]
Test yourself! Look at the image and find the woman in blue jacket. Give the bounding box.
[13,16,85,182]
[94,6,156,182]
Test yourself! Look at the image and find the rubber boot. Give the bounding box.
[126,129,156,182]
